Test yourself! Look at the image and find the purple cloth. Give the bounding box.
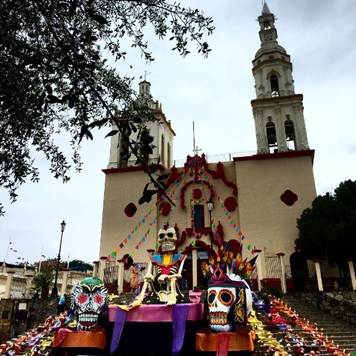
[172,304,188,356]
[108,303,204,322]
[110,307,128,354]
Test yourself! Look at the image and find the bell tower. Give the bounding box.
[251,2,309,154]
[107,80,175,168]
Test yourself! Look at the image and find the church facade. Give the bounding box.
[99,4,317,290]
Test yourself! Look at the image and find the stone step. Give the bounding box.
[252,296,356,355]
[280,294,356,354]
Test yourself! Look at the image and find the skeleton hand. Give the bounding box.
[157,274,170,282]
[168,273,181,279]
[144,273,154,282]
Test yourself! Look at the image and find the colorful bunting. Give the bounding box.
[108,157,257,260]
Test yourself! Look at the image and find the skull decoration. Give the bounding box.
[157,225,177,252]
[207,266,252,332]
[71,277,109,331]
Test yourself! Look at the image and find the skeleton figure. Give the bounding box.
[71,277,109,331]
[137,225,186,305]
[207,265,252,332]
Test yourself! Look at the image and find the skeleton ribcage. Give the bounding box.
[156,265,178,276]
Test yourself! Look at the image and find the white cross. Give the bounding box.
[193,145,202,156]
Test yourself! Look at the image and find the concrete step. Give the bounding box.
[281,294,356,354]
[251,295,356,355]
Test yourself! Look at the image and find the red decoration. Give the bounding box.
[124,203,137,217]
[224,197,237,212]
[280,190,298,206]
[193,188,202,200]
[185,227,210,238]
[181,180,214,209]
[159,202,172,216]
[176,155,237,209]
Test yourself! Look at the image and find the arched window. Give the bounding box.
[139,128,150,164]
[270,75,280,95]
[161,134,165,164]
[285,119,296,150]
[266,121,277,153]
[194,205,205,229]
[167,143,171,167]
[119,135,129,167]
[263,20,271,29]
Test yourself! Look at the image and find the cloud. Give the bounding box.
[1,0,356,264]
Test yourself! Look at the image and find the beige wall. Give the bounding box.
[99,153,316,278]
[100,168,161,263]
[100,161,240,264]
[235,152,316,276]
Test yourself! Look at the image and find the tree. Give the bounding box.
[32,268,54,298]
[0,0,215,214]
[295,179,356,276]
[68,259,93,271]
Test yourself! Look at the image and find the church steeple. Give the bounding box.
[261,1,271,15]
[108,81,175,169]
[139,80,151,97]
[251,2,309,154]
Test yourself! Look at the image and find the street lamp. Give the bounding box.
[52,220,66,297]
[207,200,214,249]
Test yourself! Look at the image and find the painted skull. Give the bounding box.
[157,225,177,252]
[208,270,252,332]
[71,277,109,331]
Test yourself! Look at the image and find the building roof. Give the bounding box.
[262,2,271,15]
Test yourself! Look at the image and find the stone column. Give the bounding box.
[99,256,107,281]
[60,269,69,296]
[253,109,269,154]
[293,104,309,150]
[4,270,15,299]
[275,107,287,152]
[93,261,99,278]
[277,253,287,293]
[313,259,323,292]
[116,259,126,295]
[191,247,200,290]
[347,258,356,291]
[25,274,34,299]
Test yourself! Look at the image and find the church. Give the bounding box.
[98,3,317,291]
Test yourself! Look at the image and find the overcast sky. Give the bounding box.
[1,0,356,266]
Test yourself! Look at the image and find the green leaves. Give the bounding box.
[0,0,214,213]
[296,180,356,271]
[47,94,62,103]
[105,129,119,138]
[87,8,109,25]
[139,186,157,205]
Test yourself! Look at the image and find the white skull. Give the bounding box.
[208,273,252,332]
[71,277,109,331]
[157,226,177,252]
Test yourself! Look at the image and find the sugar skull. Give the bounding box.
[71,277,109,331]
[207,266,252,332]
[157,225,177,252]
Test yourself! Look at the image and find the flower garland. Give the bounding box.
[248,309,287,355]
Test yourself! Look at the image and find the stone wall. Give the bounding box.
[293,291,356,327]
[0,299,13,343]
[0,298,57,343]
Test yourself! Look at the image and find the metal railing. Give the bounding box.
[113,150,258,170]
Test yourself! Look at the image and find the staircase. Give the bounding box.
[282,293,356,354]
[253,293,356,355]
